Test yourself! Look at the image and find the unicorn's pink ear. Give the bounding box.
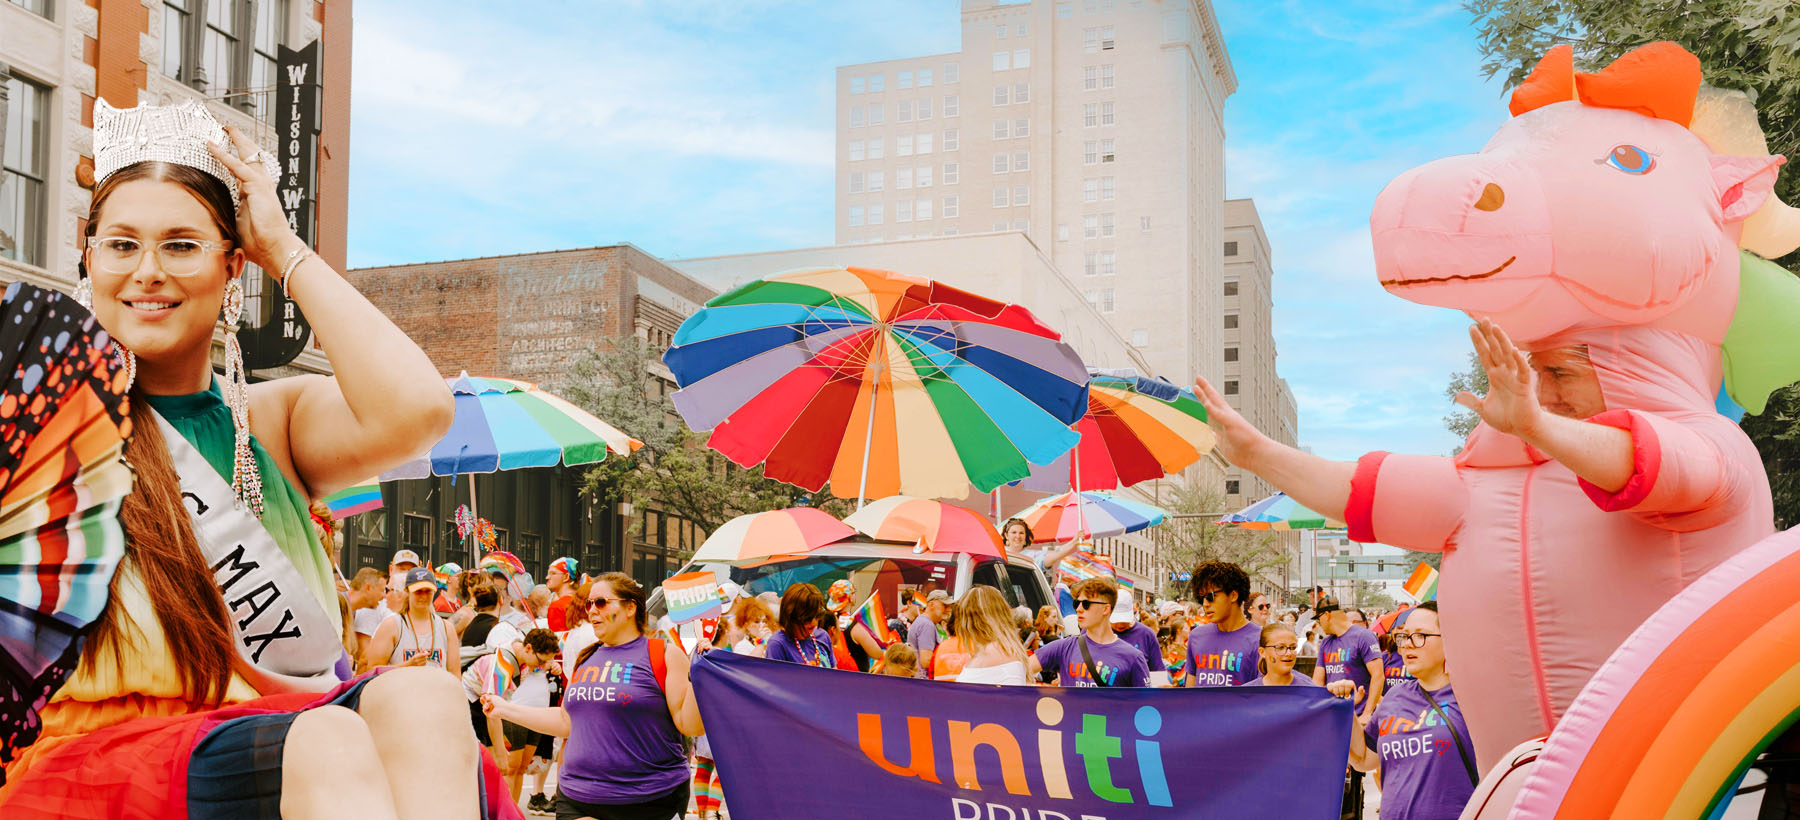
[1711,154,1784,223]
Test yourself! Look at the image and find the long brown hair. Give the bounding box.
[83,162,241,707]
[778,582,825,643]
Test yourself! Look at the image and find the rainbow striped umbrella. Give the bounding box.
[1218,492,1344,530]
[843,496,1005,559]
[1017,369,1215,492]
[380,374,640,480]
[1014,490,1167,542]
[663,267,1088,502]
[690,507,857,562]
[322,480,383,518]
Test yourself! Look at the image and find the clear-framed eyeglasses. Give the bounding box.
[1262,643,1298,655]
[87,236,232,276]
[1393,631,1442,648]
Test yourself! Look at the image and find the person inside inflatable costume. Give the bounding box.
[1193,41,1800,771]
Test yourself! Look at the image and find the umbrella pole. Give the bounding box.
[855,356,884,512]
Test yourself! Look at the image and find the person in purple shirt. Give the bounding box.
[1108,587,1171,686]
[1027,578,1149,688]
[1249,623,1322,687]
[764,582,836,667]
[1312,596,1386,720]
[1349,603,1477,820]
[483,571,703,819]
[1185,561,1261,686]
[1381,606,1417,689]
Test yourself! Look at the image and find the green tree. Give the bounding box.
[1457,1,1800,525]
[553,339,850,540]
[1355,581,1397,612]
[1443,351,1490,443]
[1158,481,1291,600]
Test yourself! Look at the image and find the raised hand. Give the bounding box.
[1193,376,1271,469]
[1453,319,1546,438]
[206,124,305,276]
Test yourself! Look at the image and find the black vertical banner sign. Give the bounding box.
[239,40,319,370]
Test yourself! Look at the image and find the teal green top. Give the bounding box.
[143,380,341,626]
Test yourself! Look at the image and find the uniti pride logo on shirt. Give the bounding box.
[1191,650,1247,686]
[1376,708,1455,761]
[566,659,640,704]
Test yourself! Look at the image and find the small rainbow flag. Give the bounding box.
[852,592,898,647]
[1404,563,1439,602]
[323,481,383,518]
[1058,548,1116,585]
[664,572,723,624]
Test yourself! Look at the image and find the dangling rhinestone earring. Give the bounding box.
[73,276,93,310]
[220,277,263,517]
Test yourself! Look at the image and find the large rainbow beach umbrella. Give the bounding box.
[1218,491,1344,531]
[380,374,641,482]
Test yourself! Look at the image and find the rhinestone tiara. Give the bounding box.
[92,98,277,207]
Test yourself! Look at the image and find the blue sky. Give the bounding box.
[348,0,1516,462]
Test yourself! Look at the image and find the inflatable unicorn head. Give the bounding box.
[1371,43,1800,346]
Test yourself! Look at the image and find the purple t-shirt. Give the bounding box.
[1249,672,1321,687]
[765,629,834,667]
[560,636,687,804]
[1384,649,1414,686]
[1319,625,1381,701]
[1185,621,1260,686]
[1112,622,1167,672]
[1365,680,1476,820]
[1035,634,1149,688]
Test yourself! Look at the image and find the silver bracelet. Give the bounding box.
[279,247,314,291]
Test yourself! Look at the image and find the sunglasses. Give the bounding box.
[588,597,620,609]
[1255,603,1272,610]
[1074,599,1110,611]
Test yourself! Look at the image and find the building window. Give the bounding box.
[917,165,933,187]
[1084,290,1099,310]
[1013,152,1029,172]
[1225,347,1239,362]
[1101,26,1115,49]
[1224,281,1238,296]
[896,168,912,189]
[916,132,933,154]
[1131,329,1148,347]
[1101,101,1115,126]
[1083,141,1097,165]
[992,186,1009,208]
[918,68,933,87]
[869,73,884,92]
[992,153,1009,174]
[849,140,865,161]
[916,198,932,220]
[1101,64,1115,88]
[995,24,1007,39]
[897,135,913,156]
[993,85,1009,106]
[1225,240,1239,256]
[850,106,865,128]
[917,97,932,120]
[867,103,883,125]
[994,221,1010,233]
[1083,179,1098,202]
[1057,2,1072,17]
[867,171,884,192]
[1014,83,1029,104]
[1225,314,1239,329]
[1140,216,1151,232]
[1083,214,1098,239]
[1084,252,1097,276]
[1083,103,1098,127]
[1,74,50,267]
[896,200,913,222]
[849,172,864,193]
[162,0,192,80]
[1013,49,1030,68]
[993,119,1009,139]
[943,129,959,151]
[1100,250,1115,275]
[868,203,884,225]
[898,100,912,122]
[248,0,284,123]
[8,0,51,16]
[1017,23,1029,36]
[944,95,959,117]
[1224,380,1239,395]
[944,62,959,83]
[1058,224,1069,241]
[993,51,1010,71]
[1013,184,1030,205]
[1100,138,1116,162]
[898,70,913,89]
[1100,212,1114,237]
[1012,218,1028,231]
[1101,176,1115,200]
[943,195,959,217]
[1084,28,1099,52]
[943,162,959,184]
[1226,479,1241,495]
[200,0,241,97]
[868,138,884,159]
[851,76,866,94]
[1083,65,1098,91]
[1014,118,1029,138]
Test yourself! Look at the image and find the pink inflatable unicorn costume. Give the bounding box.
[1357,42,1800,769]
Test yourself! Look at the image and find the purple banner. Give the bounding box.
[692,651,1351,820]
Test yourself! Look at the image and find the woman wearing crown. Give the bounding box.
[0,100,502,819]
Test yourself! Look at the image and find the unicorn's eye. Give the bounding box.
[1604,145,1657,175]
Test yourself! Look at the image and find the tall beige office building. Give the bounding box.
[834,0,1235,389]
[1223,197,1299,504]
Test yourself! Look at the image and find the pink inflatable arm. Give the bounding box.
[1578,410,1756,528]
[1345,451,1469,550]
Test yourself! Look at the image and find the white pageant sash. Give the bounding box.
[156,411,343,691]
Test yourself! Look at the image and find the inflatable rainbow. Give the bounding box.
[1509,527,1800,819]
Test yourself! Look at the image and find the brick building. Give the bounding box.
[344,244,717,587]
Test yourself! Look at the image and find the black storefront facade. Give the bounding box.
[338,465,687,590]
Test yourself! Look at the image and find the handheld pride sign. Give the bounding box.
[665,572,723,624]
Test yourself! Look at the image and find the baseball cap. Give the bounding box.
[1111,588,1137,625]
[925,589,952,604]
[1156,600,1184,619]
[390,549,422,569]
[1315,596,1342,615]
[404,567,436,594]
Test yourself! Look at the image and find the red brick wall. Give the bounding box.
[95,0,148,109]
